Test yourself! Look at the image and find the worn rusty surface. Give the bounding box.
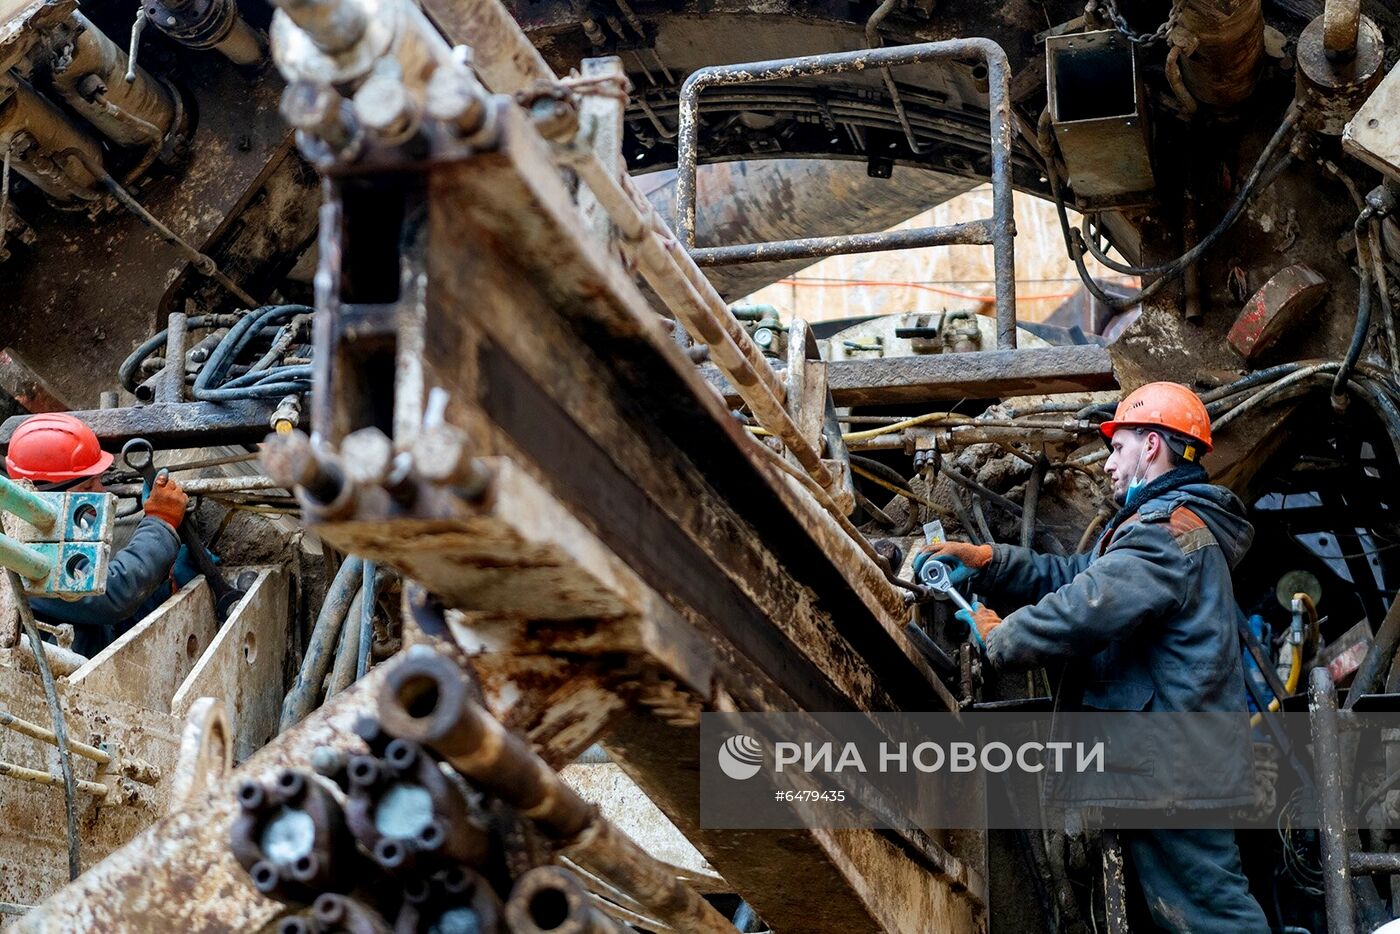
[1295,13,1384,135]
[0,52,295,407]
[421,151,924,712]
[1342,54,1400,178]
[15,669,387,932]
[0,662,182,912]
[647,160,975,298]
[1176,0,1264,108]
[1227,263,1329,362]
[1045,30,1154,205]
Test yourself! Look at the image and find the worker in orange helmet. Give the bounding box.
[5,413,189,656]
[919,382,1268,932]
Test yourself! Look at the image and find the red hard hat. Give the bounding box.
[5,413,114,481]
[1099,381,1212,453]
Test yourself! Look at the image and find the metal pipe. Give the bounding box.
[0,708,109,766]
[1350,852,1400,875]
[673,39,1017,348]
[507,866,626,934]
[17,635,86,678]
[1310,667,1355,934]
[690,220,993,267]
[280,556,364,730]
[0,534,51,581]
[106,476,284,497]
[159,312,188,405]
[0,475,58,530]
[0,759,108,798]
[864,0,924,155]
[148,0,266,66]
[378,651,736,933]
[0,79,106,203]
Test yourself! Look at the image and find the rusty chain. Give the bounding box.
[1095,0,1186,45]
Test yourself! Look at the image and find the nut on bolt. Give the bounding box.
[261,429,347,509]
[425,65,489,137]
[281,80,360,154]
[353,70,417,142]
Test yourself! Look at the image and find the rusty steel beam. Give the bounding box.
[701,344,1117,408]
[0,400,275,452]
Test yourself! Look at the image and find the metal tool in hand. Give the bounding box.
[122,438,245,619]
[917,557,975,614]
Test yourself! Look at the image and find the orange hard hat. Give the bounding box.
[5,413,114,482]
[1099,381,1212,453]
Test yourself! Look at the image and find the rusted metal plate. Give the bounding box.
[1227,263,1328,362]
[68,579,219,711]
[0,401,278,452]
[0,662,181,911]
[171,568,291,763]
[1343,54,1400,179]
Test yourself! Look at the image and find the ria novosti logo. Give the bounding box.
[717,734,764,780]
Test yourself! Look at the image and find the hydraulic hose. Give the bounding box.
[117,314,239,392]
[1334,208,1377,404]
[280,556,365,730]
[191,305,314,402]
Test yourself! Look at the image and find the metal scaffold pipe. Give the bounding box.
[0,475,58,531]
[379,650,737,934]
[0,535,50,581]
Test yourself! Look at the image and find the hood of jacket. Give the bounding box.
[1137,482,1255,569]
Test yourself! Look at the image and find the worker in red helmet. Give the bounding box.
[918,382,1267,932]
[5,413,189,656]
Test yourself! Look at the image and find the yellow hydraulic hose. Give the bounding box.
[1249,592,1316,727]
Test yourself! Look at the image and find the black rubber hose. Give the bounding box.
[191,306,313,402]
[1199,360,1315,404]
[1334,210,1378,403]
[117,314,233,392]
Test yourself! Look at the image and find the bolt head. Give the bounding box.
[353,74,413,133]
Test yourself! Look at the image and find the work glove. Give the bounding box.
[143,470,188,528]
[913,541,993,586]
[955,602,1002,647]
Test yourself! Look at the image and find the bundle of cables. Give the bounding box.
[118,304,314,403]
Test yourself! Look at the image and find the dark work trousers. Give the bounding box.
[1123,828,1269,932]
